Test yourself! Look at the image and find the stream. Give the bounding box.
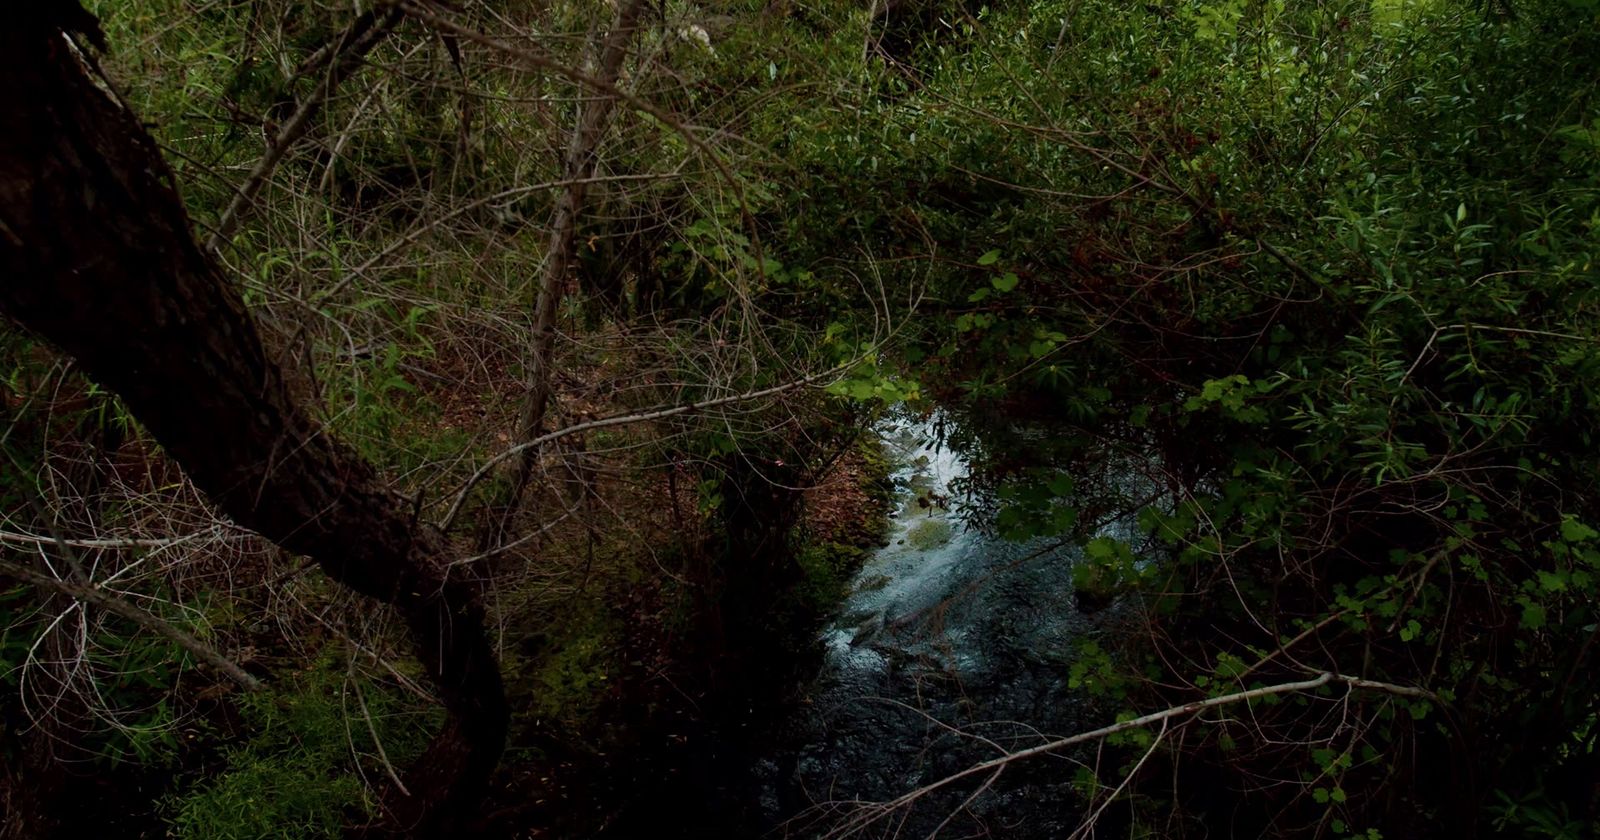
[751,417,1112,838]
[591,416,1120,838]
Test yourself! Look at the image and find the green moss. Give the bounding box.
[796,542,870,613]
[855,433,898,510]
[168,754,365,840]
[905,518,954,550]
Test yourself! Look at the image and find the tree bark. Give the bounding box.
[0,7,506,834]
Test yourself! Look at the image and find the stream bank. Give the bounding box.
[494,413,1130,839]
[576,415,1120,838]
[753,417,1106,838]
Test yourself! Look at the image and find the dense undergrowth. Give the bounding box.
[782,0,1600,836]
[3,0,1600,836]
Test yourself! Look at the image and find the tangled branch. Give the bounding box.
[0,558,261,691]
[822,671,1437,838]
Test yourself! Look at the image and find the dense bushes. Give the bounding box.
[748,0,1600,833]
[5,0,1599,835]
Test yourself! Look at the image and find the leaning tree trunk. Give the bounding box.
[0,6,506,834]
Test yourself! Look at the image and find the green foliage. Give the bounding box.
[1490,786,1596,839]
[24,0,1600,834]
[502,595,624,732]
[165,660,436,840]
[748,0,1600,832]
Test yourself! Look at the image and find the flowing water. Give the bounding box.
[753,417,1111,838]
[592,416,1124,838]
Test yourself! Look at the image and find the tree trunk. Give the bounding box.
[497,0,649,539]
[0,7,506,834]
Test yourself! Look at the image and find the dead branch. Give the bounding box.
[438,362,853,531]
[206,6,403,252]
[0,558,261,691]
[0,526,238,551]
[498,0,652,544]
[395,0,769,283]
[824,671,1437,838]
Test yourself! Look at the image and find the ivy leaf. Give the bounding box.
[992,272,1020,292]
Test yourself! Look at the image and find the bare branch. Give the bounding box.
[438,363,853,532]
[1066,719,1169,840]
[325,172,681,301]
[827,672,1437,837]
[0,558,262,691]
[394,0,769,283]
[206,7,403,252]
[495,0,653,547]
[0,526,237,551]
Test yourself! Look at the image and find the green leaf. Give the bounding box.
[1399,619,1421,642]
[992,272,1020,292]
[1537,570,1568,592]
[1561,517,1598,543]
[977,249,1001,266]
[1086,537,1119,560]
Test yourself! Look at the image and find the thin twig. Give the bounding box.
[324,172,680,301]
[0,527,234,550]
[1066,718,1169,840]
[437,363,852,531]
[351,665,413,797]
[206,7,402,252]
[0,558,262,691]
[833,672,1435,835]
[394,0,769,284]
